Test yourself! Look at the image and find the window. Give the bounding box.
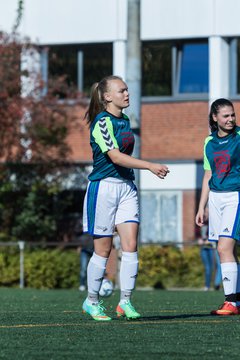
[237,40,240,94]
[142,41,172,96]
[230,38,240,96]
[227,38,240,96]
[47,43,112,96]
[140,191,182,244]
[45,40,209,98]
[142,40,208,97]
[177,42,209,94]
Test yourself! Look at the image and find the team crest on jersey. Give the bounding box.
[121,131,134,153]
[213,150,231,178]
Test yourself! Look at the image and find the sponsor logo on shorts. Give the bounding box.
[223,277,230,282]
[223,227,230,233]
[210,232,215,237]
[96,226,108,232]
[130,274,138,279]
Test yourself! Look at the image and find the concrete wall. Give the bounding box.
[142,0,240,39]
[1,0,240,43]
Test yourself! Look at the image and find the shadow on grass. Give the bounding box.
[131,313,215,322]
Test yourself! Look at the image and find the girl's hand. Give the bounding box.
[149,163,170,179]
[195,209,205,227]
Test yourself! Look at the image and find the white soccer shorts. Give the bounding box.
[208,191,240,242]
[83,177,140,237]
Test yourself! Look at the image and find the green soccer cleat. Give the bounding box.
[82,299,112,321]
[116,300,141,319]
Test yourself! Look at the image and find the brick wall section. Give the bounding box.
[141,101,209,160]
[234,102,240,124]
[68,101,210,162]
[183,190,197,243]
[66,105,92,162]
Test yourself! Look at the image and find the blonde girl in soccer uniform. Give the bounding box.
[196,98,240,315]
[82,75,169,321]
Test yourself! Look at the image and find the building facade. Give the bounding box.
[2,0,240,244]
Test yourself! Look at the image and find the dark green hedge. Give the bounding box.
[138,245,204,289]
[0,247,79,289]
[0,245,205,289]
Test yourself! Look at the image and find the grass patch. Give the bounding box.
[0,288,239,359]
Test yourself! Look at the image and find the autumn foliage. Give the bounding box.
[0,31,79,163]
[0,31,84,242]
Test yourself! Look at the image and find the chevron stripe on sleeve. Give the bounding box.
[92,116,119,153]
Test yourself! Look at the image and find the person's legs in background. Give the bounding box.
[214,248,222,290]
[200,247,213,290]
[79,249,92,291]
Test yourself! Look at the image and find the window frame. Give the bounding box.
[140,190,183,246]
[173,41,209,97]
[229,38,240,99]
[40,42,113,98]
[142,39,209,102]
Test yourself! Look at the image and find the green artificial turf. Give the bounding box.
[0,288,239,359]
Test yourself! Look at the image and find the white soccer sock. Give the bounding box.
[221,262,238,306]
[120,251,138,303]
[236,264,240,306]
[87,252,108,302]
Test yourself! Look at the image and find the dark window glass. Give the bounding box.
[237,40,240,94]
[83,44,112,93]
[179,43,208,93]
[48,43,112,95]
[142,42,172,96]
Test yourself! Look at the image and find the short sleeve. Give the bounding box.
[92,116,119,153]
[203,136,212,171]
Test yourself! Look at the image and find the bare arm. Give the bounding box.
[107,148,169,179]
[195,170,211,226]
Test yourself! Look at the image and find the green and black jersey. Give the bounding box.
[88,111,135,181]
[204,126,240,191]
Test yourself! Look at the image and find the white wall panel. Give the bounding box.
[215,0,240,36]
[2,0,240,44]
[0,0,128,44]
[140,162,204,190]
[0,0,17,33]
[141,0,214,40]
